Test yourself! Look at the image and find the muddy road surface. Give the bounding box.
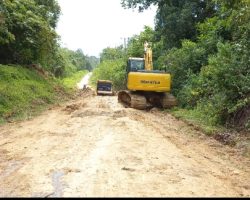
[0,89,249,197]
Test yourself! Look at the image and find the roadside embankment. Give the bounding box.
[0,65,88,124]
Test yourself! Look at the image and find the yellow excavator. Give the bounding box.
[118,42,177,110]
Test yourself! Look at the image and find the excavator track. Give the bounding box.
[118,91,177,110]
[118,91,149,110]
[160,93,178,109]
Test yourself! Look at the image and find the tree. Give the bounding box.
[127,26,154,58]
[122,0,250,129]
[73,49,87,71]
[33,0,61,28]
[0,0,60,70]
[90,59,127,90]
[121,0,159,12]
[122,0,216,49]
[100,46,124,62]
[58,48,91,76]
[86,56,100,70]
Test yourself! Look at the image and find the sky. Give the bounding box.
[56,0,157,57]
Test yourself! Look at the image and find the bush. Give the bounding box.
[177,72,203,108]
[90,59,127,91]
[188,42,250,127]
[163,40,207,95]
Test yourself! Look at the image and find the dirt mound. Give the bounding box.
[63,103,86,114]
[214,132,237,146]
[77,87,96,98]
[112,110,127,119]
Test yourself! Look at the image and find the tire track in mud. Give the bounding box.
[0,93,249,197]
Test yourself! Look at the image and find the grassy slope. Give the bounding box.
[0,65,87,124]
[170,108,224,136]
[61,70,88,90]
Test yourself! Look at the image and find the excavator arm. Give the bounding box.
[144,42,153,71]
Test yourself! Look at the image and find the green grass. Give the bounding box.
[0,66,88,125]
[170,108,225,135]
[61,70,88,90]
[0,65,69,124]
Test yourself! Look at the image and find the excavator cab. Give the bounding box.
[127,58,145,72]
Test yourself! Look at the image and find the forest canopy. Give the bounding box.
[0,0,98,76]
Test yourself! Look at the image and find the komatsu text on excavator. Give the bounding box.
[118,42,177,110]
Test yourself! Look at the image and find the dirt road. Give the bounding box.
[0,89,249,197]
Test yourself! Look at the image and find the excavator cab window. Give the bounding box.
[127,59,145,72]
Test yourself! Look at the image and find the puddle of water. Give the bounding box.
[51,171,64,197]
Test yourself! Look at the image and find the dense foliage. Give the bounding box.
[91,26,154,90]
[121,0,250,130]
[0,0,60,67]
[91,46,127,90]
[0,0,98,77]
[0,0,99,123]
